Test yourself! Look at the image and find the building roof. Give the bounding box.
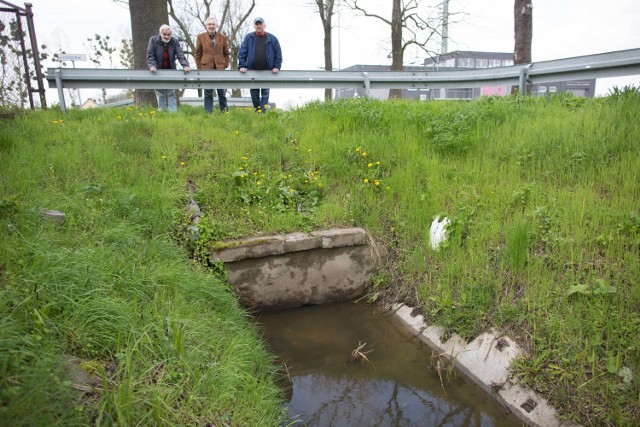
[339,64,429,72]
[423,50,514,65]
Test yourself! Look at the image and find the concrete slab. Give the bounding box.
[389,303,578,427]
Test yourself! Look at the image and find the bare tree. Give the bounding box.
[313,0,338,101]
[347,0,445,98]
[85,34,118,104]
[127,0,168,106]
[167,0,254,97]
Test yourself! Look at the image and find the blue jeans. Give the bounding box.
[204,88,228,113]
[250,88,270,113]
[155,89,177,112]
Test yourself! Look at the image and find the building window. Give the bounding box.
[475,58,488,68]
[488,59,502,68]
[446,88,473,99]
[502,59,514,66]
[549,86,557,93]
[458,58,474,68]
[439,58,455,68]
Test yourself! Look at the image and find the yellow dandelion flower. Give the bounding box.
[257,181,261,186]
[53,120,58,124]
[376,161,380,165]
[385,186,391,190]
[304,179,309,183]
[318,183,323,187]
[313,177,318,180]
[363,178,369,183]
[362,152,367,157]
[290,188,294,193]
[180,161,186,166]
[356,147,361,152]
[242,156,248,160]
[307,149,312,153]
[150,111,156,115]
[375,180,380,186]
[117,116,122,120]
[161,155,168,159]
[253,172,257,175]
[367,163,373,167]
[235,130,239,136]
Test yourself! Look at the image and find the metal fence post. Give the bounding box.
[54,69,66,113]
[363,72,370,97]
[519,64,532,95]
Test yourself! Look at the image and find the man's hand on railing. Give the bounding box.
[184,67,191,73]
[239,67,247,73]
[149,66,157,73]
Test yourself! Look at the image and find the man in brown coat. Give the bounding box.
[195,17,231,113]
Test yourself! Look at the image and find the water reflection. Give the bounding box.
[256,302,521,426]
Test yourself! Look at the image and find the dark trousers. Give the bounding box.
[250,88,270,113]
[204,88,228,113]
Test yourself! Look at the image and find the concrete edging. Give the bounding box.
[389,303,580,427]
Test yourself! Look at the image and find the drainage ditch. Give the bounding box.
[255,301,522,426]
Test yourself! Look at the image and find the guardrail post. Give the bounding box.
[54,69,67,113]
[363,72,370,97]
[519,64,532,95]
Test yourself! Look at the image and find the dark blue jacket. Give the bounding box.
[238,32,282,70]
[146,35,189,69]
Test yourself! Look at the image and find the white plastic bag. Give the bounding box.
[430,216,450,251]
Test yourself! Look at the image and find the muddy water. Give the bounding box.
[256,301,522,427]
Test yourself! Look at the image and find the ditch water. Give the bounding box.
[255,301,523,427]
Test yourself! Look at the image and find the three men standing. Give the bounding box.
[195,17,231,113]
[147,16,282,113]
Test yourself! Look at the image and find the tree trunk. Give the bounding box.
[323,20,333,101]
[316,0,335,102]
[129,0,168,107]
[513,0,533,95]
[389,0,403,99]
[514,0,533,65]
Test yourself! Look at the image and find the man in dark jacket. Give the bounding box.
[146,24,190,112]
[238,17,282,113]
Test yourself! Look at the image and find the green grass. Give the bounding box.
[1,91,639,426]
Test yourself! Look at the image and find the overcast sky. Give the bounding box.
[27,0,640,108]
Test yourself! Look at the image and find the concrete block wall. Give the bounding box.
[211,228,379,311]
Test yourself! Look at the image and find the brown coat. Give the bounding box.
[195,31,231,70]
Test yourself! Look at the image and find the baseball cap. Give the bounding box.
[254,17,264,24]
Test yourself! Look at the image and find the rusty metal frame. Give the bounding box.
[0,0,46,108]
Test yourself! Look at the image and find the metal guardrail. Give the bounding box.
[47,48,640,113]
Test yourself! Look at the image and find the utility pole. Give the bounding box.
[441,0,449,54]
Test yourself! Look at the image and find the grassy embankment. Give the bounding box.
[1,91,639,426]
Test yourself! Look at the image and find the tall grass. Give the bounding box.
[1,90,639,426]
[1,108,285,426]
